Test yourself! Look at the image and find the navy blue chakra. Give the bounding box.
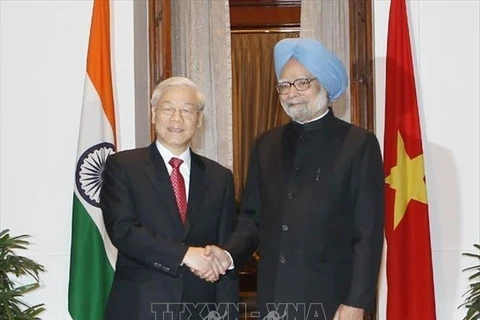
[75,142,115,207]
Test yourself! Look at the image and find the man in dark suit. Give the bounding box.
[100,77,238,320]
[208,38,385,320]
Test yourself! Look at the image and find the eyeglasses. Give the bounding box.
[275,77,317,95]
[156,105,200,119]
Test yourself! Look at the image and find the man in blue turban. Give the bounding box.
[274,37,348,102]
[206,38,385,320]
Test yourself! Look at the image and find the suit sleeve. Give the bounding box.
[100,154,188,276]
[216,171,237,248]
[215,170,240,305]
[344,132,385,311]
[224,142,261,269]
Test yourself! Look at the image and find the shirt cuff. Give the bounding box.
[224,250,235,270]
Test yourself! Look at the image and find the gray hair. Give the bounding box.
[150,77,205,111]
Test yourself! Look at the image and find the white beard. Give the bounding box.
[280,87,329,123]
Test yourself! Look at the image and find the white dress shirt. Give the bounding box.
[155,140,191,200]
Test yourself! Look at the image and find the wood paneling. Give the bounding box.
[349,0,375,132]
[230,6,300,29]
[230,0,300,29]
[230,0,300,6]
[148,0,172,141]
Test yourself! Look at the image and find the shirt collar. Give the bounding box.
[155,140,191,169]
[295,108,329,125]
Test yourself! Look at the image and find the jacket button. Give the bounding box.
[279,256,286,264]
[287,192,294,200]
[282,225,288,231]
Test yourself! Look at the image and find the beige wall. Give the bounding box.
[374,1,480,319]
[0,1,138,318]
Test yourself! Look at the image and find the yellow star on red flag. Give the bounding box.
[385,131,428,229]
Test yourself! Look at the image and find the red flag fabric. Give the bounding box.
[384,0,436,319]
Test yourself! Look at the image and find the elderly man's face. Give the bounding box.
[151,85,202,155]
[278,58,328,123]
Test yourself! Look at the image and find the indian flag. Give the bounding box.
[68,0,117,319]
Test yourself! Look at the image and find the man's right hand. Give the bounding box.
[204,245,233,272]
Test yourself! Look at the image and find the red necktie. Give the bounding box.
[169,157,187,224]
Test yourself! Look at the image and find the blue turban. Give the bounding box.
[274,38,348,101]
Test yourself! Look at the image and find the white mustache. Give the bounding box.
[286,100,307,107]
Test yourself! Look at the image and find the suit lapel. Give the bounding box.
[144,143,183,227]
[183,151,206,238]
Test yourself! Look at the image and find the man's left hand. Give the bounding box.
[332,304,364,320]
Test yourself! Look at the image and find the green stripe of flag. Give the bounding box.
[68,194,114,319]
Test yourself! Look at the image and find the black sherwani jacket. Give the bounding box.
[225,110,384,320]
[100,143,238,320]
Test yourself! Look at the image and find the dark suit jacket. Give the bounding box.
[225,111,384,320]
[100,143,238,320]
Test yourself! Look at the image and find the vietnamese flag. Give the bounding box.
[384,0,436,319]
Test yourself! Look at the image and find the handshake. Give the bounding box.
[181,245,233,282]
